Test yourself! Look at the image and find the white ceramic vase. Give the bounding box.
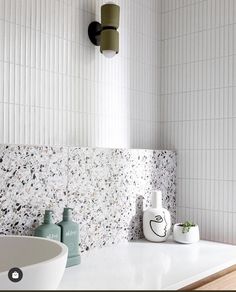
[173,223,200,244]
[143,190,171,242]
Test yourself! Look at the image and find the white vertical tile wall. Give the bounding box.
[2,0,235,244]
[0,0,162,149]
[160,0,236,244]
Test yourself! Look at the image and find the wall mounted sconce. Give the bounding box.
[88,2,120,58]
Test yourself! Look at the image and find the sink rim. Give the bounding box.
[0,235,68,274]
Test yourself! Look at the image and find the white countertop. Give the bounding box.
[58,238,236,290]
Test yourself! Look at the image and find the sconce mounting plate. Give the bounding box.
[88,21,102,46]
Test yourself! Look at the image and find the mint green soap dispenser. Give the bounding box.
[58,208,81,267]
[35,210,61,241]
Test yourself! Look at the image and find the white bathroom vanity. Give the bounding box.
[58,238,236,290]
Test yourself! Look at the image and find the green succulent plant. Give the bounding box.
[178,221,196,234]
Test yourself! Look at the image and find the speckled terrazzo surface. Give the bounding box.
[0,145,176,253]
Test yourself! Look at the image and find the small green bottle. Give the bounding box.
[35,210,61,241]
[58,208,81,267]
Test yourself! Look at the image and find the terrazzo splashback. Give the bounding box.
[0,144,176,253]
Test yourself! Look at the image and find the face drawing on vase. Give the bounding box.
[149,213,167,237]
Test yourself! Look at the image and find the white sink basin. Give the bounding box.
[0,235,68,290]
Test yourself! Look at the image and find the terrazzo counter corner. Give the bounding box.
[58,238,236,290]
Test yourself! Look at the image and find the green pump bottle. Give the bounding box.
[58,208,81,267]
[35,210,61,241]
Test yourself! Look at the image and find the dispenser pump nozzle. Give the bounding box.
[44,210,53,224]
[63,207,73,221]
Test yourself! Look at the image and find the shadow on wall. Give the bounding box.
[128,195,144,240]
[68,2,96,146]
[128,0,162,150]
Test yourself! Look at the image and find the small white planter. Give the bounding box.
[173,223,200,244]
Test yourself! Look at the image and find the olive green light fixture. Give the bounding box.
[88,2,120,58]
